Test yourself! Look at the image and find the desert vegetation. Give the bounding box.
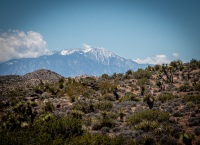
[0,59,200,144]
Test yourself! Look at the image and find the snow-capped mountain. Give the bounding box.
[0,47,148,77]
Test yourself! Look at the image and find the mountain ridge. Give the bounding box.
[0,47,149,77]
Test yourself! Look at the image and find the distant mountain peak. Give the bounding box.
[0,47,148,77]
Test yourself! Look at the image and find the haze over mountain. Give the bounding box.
[0,47,148,77]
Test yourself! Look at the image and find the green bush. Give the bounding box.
[120,92,140,102]
[67,132,134,145]
[72,101,95,113]
[157,92,177,103]
[92,113,115,130]
[98,82,117,95]
[44,101,54,112]
[179,84,190,92]
[95,101,113,111]
[0,115,83,145]
[133,69,152,79]
[184,95,200,103]
[128,110,170,126]
[102,93,115,101]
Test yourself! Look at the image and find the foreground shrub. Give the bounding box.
[0,115,83,145]
[67,132,136,145]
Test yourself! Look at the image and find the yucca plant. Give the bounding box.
[70,110,84,119]
[118,109,125,121]
[134,120,159,131]
[180,133,195,145]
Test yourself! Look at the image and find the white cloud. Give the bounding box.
[0,30,50,62]
[172,53,179,58]
[134,54,171,64]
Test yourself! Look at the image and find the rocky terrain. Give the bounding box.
[0,59,200,145]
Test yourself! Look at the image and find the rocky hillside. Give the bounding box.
[0,69,64,95]
[0,59,200,145]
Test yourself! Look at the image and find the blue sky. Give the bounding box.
[0,0,200,64]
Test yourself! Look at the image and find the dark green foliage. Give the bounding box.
[98,81,117,95]
[133,69,152,79]
[143,94,155,109]
[67,132,135,145]
[120,92,140,102]
[194,83,200,91]
[125,69,133,76]
[141,85,145,96]
[34,86,43,94]
[44,101,54,112]
[157,92,177,103]
[184,95,200,103]
[0,115,83,145]
[72,100,95,113]
[128,110,170,126]
[95,100,113,111]
[101,73,109,79]
[92,112,115,130]
[102,93,115,101]
[69,110,84,119]
[137,77,149,86]
[179,84,191,92]
[180,133,195,145]
[7,89,25,97]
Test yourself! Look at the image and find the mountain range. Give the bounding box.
[0,47,149,77]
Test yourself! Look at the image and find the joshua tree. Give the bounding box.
[113,89,119,100]
[141,86,145,96]
[144,94,155,109]
[118,109,125,121]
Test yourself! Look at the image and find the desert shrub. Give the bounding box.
[133,69,152,79]
[194,83,200,91]
[134,120,159,131]
[69,95,78,103]
[101,73,109,79]
[67,132,132,145]
[44,101,54,112]
[59,82,64,89]
[65,81,92,97]
[92,113,115,130]
[136,77,149,86]
[7,89,25,97]
[120,92,140,102]
[186,102,195,108]
[69,110,84,119]
[184,95,200,103]
[72,101,95,113]
[95,101,113,111]
[98,81,117,95]
[118,109,126,120]
[34,86,43,94]
[0,115,83,145]
[157,92,177,103]
[180,133,195,145]
[34,115,83,143]
[179,84,191,92]
[127,110,170,126]
[102,93,115,101]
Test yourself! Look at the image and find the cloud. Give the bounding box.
[172,53,179,58]
[134,54,171,64]
[0,30,50,62]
